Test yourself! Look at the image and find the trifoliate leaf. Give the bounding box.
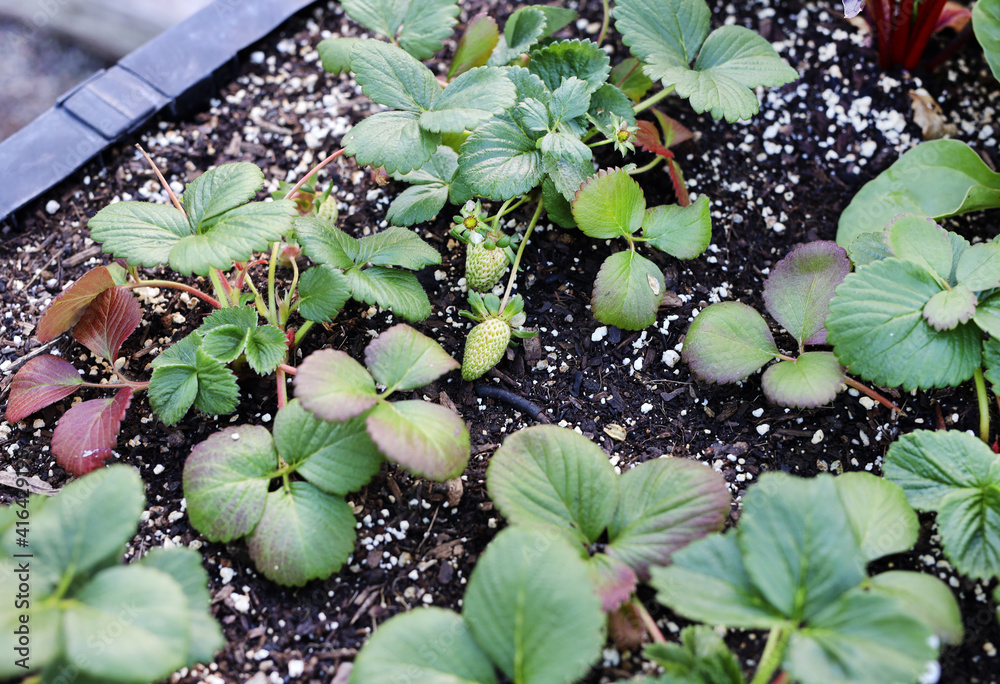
[572,167,646,240]
[459,115,545,200]
[528,39,611,92]
[760,352,845,409]
[642,195,711,259]
[644,627,745,684]
[87,202,190,270]
[682,302,779,383]
[201,324,251,363]
[397,0,459,59]
[826,258,982,389]
[591,250,665,330]
[922,285,978,331]
[343,111,440,175]
[346,266,432,321]
[293,217,355,270]
[295,349,379,423]
[297,266,351,322]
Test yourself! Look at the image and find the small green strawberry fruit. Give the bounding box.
[462,318,511,380]
[466,243,509,292]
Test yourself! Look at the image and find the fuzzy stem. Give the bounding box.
[125,280,221,308]
[844,377,902,413]
[974,367,990,444]
[634,86,676,115]
[499,199,545,312]
[136,145,185,216]
[749,626,791,684]
[277,363,298,376]
[628,156,665,175]
[631,599,667,643]
[286,148,345,202]
[293,321,315,347]
[597,0,611,45]
[276,366,288,410]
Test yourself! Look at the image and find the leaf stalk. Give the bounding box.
[500,198,545,312]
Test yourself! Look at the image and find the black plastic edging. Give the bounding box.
[0,0,319,224]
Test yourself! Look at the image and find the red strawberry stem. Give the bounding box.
[631,599,666,643]
[124,279,220,308]
[843,377,902,413]
[499,199,545,312]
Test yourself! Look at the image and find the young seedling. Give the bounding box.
[0,466,223,682]
[826,215,1000,440]
[683,240,901,411]
[571,167,711,330]
[650,471,963,684]
[349,526,606,684]
[183,324,468,586]
[486,425,729,615]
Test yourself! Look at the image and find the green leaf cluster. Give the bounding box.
[330,0,459,62]
[149,330,240,425]
[827,215,1000,390]
[683,241,852,408]
[294,217,440,321]
[615,0,798,121]
[644,626,744,684]
[294,324,468,480]
[652,471,961,684]
[386,145,472,226]
[836,139,1000,247]
[570,168,711,330]
[349,526,605,684]
[89,163,295,276]
[0,466,223,682]
[886,430,1000,580]
[487,425,729,611]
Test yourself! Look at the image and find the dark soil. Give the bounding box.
[2,0,999,682]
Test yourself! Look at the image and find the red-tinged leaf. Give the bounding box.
[935,1,971,33]
[651,108,693,148]
[37,264,129,342]
[635,121,673,159]
[73,287,142,361]
[588,554,638,612]
[52,387,132,476]
[667,159,691,207]
[5,355,84,422]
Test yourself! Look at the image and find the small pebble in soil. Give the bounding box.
[756,424,770,436]
[45,200,59,214]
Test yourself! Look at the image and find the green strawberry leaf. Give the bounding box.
[192,348,240,414]
[488,6,547,65]
[341,0,407,42]
[63,565,190,682]
[182,425,277,542]
[542,176,577,228]
[459,114,545,200]
[642,195,711,260]
[182,162,264,228]
[587,83,638,129]
[922,285,978,330]
[387,146,460,226]
[449,14,499,79]
[37,263,128,342]
[420,66,517,133]
[833,473,919,563]
[592,250,665,331]
[985,336,1000,394]
[936,485,1000,580]
[826,258,982,389]
[528,39,611,92]
[463,527,605,684]
[549,77,592,125]
[350,39,440,111]
[760,352,844,408]
[610,57,654,101]
[956,241,1000,290]
[397,0,459,59]
[540,130,593,162]
[350,608,498,684]
[148,364,201,425]
[607,458,729,579]
[297,265,351,322]
[868,571,964,645]
[785,589,934,684]
[572,168,645,240]
[364,323,460,391]
[0,564,60,678]
[487,425,620,546]
[138,547,225,666]
[366,400,470,480]
[615,0,710,72]
[885,214,954,282]
[846,232,892,267]
[274,400,384,496]
[543,154,594,201]
[295,349,379,422]
[318,37,361,75]
[200,304,258,332]
[293,217,356,269]
[974,0,1000,81]
[343,110,440,175]
[353,226,441,269]
[974,290,1000,337]
[201,324,251,363]
[682,302,779,383]
[346,266,433,321]
[762,241,850,346]
[87,202,192,270]
[644,626,745,684]
[244,324,286,374]
[247,481,356,586]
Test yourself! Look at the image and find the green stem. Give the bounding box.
[284,252,301,318]
[974,367,990,444]
[634,86,676,114]
[50,564,77,603]
[125,280,220,308]
[493,195,529,221]
[490,198,515,232]
[843,377,902,413]
[628,156,665,175]
[208,269,231,309]
[588,138,615,148]
[597,0,611,44]
[267,242,280,326]
[500,198,545,312]
[293,321,315,347]
[750,626,791,684]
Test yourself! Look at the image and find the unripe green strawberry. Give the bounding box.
[462,318,511,380]
[466,243,509,292]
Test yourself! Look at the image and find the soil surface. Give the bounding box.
[2,0,1000,682]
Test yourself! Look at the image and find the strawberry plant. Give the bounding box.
[183,324,468,586]
[826,215,1000,440]
[5,155,444,473]
[649,471,962,684]
[459,291,534,381]
[844,0,972,70]
[0,466,223,682]
[682,241,900,410]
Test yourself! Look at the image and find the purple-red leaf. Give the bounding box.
[5,355,84,423]
[73,287,142,361]
[37,264,128,342]
[588,554,639,612]
[52,387,132,476]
